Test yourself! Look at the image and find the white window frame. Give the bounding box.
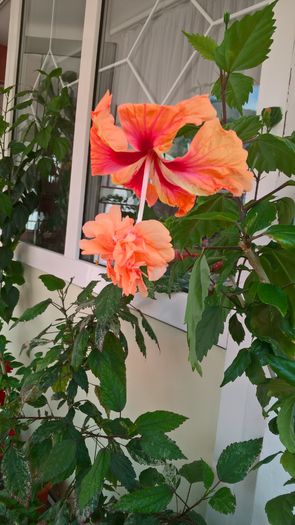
[4,0,282,342]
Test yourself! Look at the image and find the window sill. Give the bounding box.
[15,241,228,348]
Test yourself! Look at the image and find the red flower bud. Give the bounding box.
[211,260,224,272]
[8,429,16,437]
[0,390,6,406]
[4,361,12,374]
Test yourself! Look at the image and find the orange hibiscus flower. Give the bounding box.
[90,91,253,218]
[80,206,174,296]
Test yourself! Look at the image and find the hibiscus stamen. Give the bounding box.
[137,155,151,224]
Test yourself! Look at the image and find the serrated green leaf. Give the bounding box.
[217,438,263,483]
[245,199,276,235]
[228,313,245,345]
[265,492,295,525]
[266,355,295,388]
[140,433,186,462]
[185,255,210,371]
[221,348,252,387]
[179,459,214,489]
[97,332,126,412]
[277,397,295,453]
[281,451,295,478]
[209,487,236,515]
[194,304,225,362]
[110,449,137,490]
[77,280,97,304]
[276,197,295,225]
[140,314,160,349]
[40,439,76,484]
[262,106,283,130]
[225,115,261,142]
[114,485,173,513]
[12,298,52,326]
[71,330,89,370]
[247,134,295,176]
[139,468,165,487]
[39,274,66,291]
[213,73,254,114]
[215,2,276,72]
[134,410,187,435]
[257,283,288,316]
[265,225,295,249]
[2,447,32,505]
[183,32,217,60]
[251,451,282,471]
[79,448,111,508]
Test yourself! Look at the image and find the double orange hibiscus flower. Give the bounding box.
[80,91,252,296]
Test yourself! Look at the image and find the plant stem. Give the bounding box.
[244,180,293,210]
[239,241,270,283]
[220,70,228,124]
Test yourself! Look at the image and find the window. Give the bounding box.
[82,0,262,264]
[16,0,86,253]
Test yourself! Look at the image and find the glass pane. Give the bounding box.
[17,0,86,254]
[82,0,262,265]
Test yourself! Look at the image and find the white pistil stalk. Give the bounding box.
[136,155,151,224]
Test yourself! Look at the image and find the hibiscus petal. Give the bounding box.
[92,90,128,151]
[117,158,158,207]
[91,127,144,175]
[161,118,253,196]
[152,158,196,216]
[176,94,217,126]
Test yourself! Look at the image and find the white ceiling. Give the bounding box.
[0,0,10,45]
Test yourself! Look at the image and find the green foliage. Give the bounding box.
[277,397,295,453]
[217,439,263,483]
[209,487,236,515]
[183,32,217,61]
[248,135,295,176]
[179,459,214,489]
[214,2,276,72]
[265,492,295,525]
[134,411,187,435]
[39,273,66,291]
[185,255,210,371]
[213,72,254,114]
[79,448,111,508]
[221,349,252,387]
[2,447,32,505]
[265,225,295,249]
[114,485,173,513]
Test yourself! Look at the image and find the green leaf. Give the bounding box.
[134,410,187,435]
[140,433,186,462]
[49,136,69,161]
[251,451,282,471]
[179,460,214,489]
[185,255,210,370]
[277,397,295,453]
[41,439,76,484]
[79,448,111,508]
[281,451,295,478]
[209,487,236,515]
[217,438,263,483]
[110,449,137,490]
[225,115,261,142]
[114,485,173,513]
[97,332,126,412]
[127,434,185,464]
[215,2,276,72]
[262,106,283,130]
[221,348,252,387]
[0,193,12,218]
[228,314,245,345]
[140,314,160,350]
[37,157,53,177]
[257,283,288,316]
[276,198,295,225]
[248,134,295,176]
[194,304,225,362]
[95,283,122,340]
[139,468,165,487]
[245,200,276,235]
[77,280,97,304]
[265,492,295,525]
[12,298,52,326]
[213,73,254,114]
[265,225,295,249]
[35,125,52,148]
[39,274,66,291]
[183,32,217,60]
[266,355,295,387]
[2,447,32,505]
[71,330,89,370]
